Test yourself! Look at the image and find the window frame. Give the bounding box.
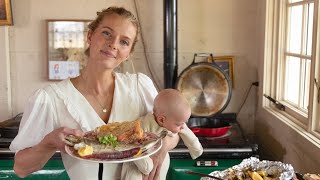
[264,0,320,141]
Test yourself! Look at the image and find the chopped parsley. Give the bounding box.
[98,134,118,148]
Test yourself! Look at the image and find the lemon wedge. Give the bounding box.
[133,149,143,157]
[78,145,93,157]
[251,172,264,180]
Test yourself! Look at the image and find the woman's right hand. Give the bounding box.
[41,127,84,153]
[14,127,84,178]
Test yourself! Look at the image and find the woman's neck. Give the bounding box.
[80,66,115,95]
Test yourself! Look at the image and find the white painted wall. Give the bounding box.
[1,0,260,131]
[0,27,12,120]
[177,0,260,136]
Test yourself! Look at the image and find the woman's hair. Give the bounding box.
[85,6,140,56]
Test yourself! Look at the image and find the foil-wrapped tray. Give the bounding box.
[201,157,295,180]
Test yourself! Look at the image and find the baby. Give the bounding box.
[121,89,203,180]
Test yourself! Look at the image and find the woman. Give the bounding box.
[10,7,179,180]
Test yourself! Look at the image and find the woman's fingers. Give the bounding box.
[43,127,84,153]
[154,159,162,179]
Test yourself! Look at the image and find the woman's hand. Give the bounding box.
[143,134,180,180]
[14,127,84,178]
[143,148,166,180]
[41,127,84,152]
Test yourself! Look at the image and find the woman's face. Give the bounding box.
[87,13,137,69]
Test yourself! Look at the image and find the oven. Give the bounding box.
[167,113,258,180]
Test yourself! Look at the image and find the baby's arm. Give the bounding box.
[133,157,154,175]
[179,123,203,159]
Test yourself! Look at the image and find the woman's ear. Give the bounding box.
[125,54,131,61]
[87,30,93,45]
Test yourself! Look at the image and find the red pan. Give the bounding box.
[187,117,231,137]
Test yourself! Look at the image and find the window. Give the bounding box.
[264,0,320,139]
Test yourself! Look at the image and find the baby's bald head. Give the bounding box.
[153,89,191,130]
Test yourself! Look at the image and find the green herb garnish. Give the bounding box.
[98,134,118,148]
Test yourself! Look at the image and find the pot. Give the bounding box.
[0,113,22,138]
[176,53,232,137]
[187,117,231,137]
[176,53,232,117]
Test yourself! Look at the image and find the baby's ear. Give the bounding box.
[157,114,166,126]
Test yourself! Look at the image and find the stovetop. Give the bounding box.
[0,138,12,149]
[170,113,259,159]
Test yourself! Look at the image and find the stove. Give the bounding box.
[169,113,259,159]
[0,138,13,149]
[167,113,258,179]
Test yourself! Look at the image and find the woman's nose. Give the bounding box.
[107,37,117,50]
[108,43,116,50]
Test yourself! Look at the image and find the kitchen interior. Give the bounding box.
[0,0,320,179]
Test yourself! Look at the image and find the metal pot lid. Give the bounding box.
[176,63,232,117]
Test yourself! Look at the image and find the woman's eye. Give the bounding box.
[102,31,111,37]
[120,40,129,46]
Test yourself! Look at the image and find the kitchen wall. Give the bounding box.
[0,0,260,137]
[1,0,318,173]
[0,0,159,120]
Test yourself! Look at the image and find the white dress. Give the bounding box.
[9,72,158,180]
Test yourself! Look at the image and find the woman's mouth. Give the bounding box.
[100,50,116,58]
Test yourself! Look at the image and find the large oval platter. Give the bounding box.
[65,139,162,163]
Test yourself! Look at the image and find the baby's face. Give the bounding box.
[162,117,187,134]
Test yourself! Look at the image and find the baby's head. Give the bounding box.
[153,89,191,134]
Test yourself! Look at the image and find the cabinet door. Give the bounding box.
[0,160,69,179]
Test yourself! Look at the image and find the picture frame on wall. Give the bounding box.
[211,56,235,88]
[0,0,13,26]
[46,19,92,80]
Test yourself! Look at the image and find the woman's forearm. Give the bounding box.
[13,141,56,178]
[13,127,84,178]
[162,134,180,151]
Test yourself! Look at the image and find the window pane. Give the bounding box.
[307,3,314,56]
[303,59,311,110]
[287,5,303,54]
[285,56,301,105]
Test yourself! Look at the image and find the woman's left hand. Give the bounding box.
[143,148,166,180]
[143,134,180,180]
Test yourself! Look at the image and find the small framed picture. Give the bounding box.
[211,56,235,88]
[46,19,91,80]
[0,0,13,26]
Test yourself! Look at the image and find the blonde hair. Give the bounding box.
[85,6,140,56]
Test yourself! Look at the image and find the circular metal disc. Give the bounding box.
[176,64,231,117]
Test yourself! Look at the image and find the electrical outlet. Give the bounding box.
[252,81,259,86]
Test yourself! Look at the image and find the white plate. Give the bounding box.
[65,140,162,163]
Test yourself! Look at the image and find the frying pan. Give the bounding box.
[187,117,231,137]
[0,113,22,138]
[176,53,232,117]
[176,53,232,136]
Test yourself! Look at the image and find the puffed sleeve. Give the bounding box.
[10,89,56,151]
[137,73,158,113]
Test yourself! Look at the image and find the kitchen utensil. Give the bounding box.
[176,53,232,117]
[187,117,231,137]
[141,130,167,152]
[0,113,23,138]
[185,171,224,180]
